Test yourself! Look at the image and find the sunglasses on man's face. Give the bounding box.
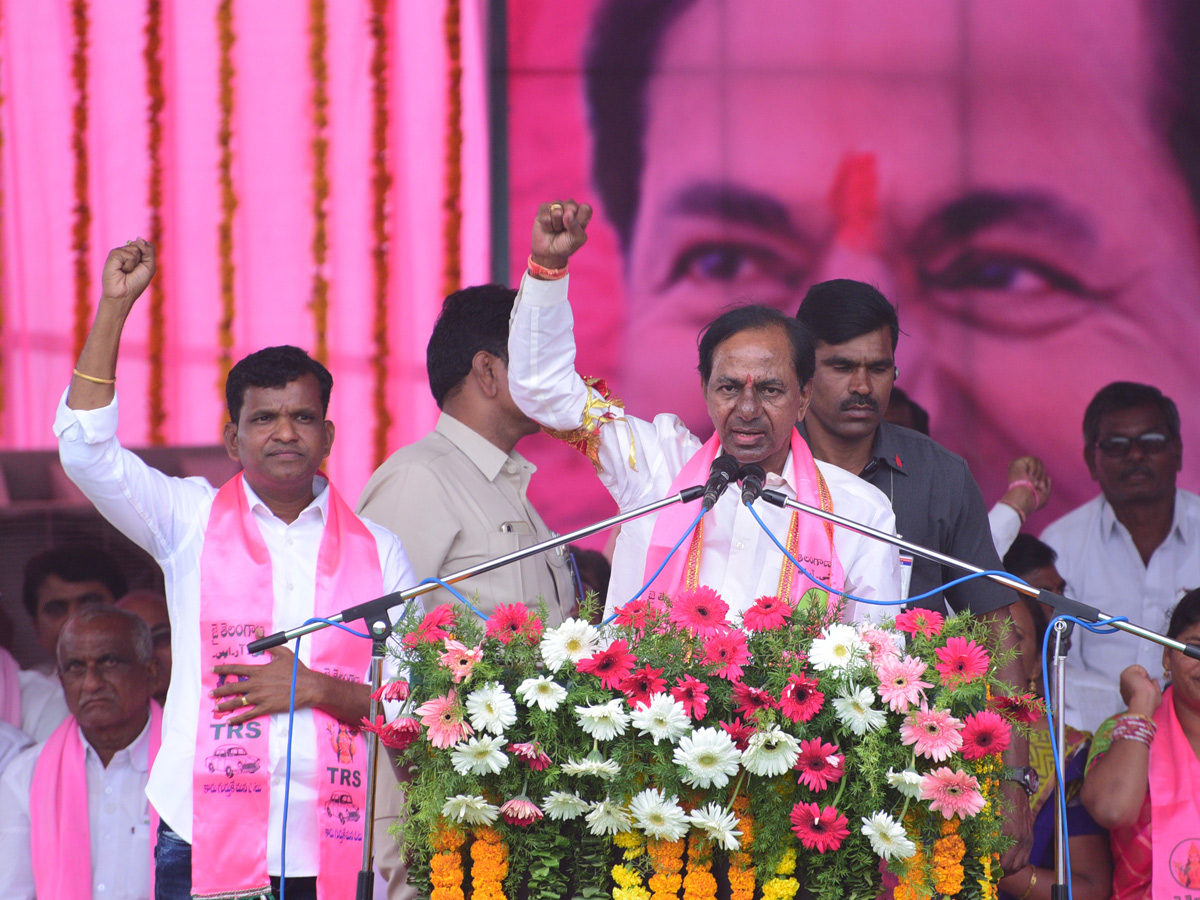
[1094,432,1172,459]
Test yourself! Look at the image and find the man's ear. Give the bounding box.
[796,380,814,422]
[1083,443,1098,482]
[472,351,501,398]
[222,421,240,463]
[323,420,335,460]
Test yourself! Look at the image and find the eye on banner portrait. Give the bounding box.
[508,0,1200,549]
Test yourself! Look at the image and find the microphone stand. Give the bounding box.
[247,484,706,900]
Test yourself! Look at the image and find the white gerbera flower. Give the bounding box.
[586,797,633,836]
[516,676,567,712]
[628,788,689,841]
[540,618,601,672]
[450,734,509,776]
[832,686,887,736]
[442,794,499,825]
[740,725,800,777]
[688,803,743,851]
[861,812,917,860]
[575,699,630,741]
[630,693,691,744]
[808,623,868,672]
[886,766,925,799]
[560,752,622,779]
[543,791,590,821]
[465,682,518,735]
[673,727,741,789]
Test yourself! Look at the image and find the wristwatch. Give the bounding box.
[1001,765,1040,797]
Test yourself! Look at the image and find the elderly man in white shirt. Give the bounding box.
[0,605,161,900]
[508,201,900,621]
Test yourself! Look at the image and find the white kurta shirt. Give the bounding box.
[1041,490,1200,732]
[507,273,901,622]
[55,393,417,876]
[0,718,154,900]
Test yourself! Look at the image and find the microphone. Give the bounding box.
[739,464,766,505]
[701,454,742,512]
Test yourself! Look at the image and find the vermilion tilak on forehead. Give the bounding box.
[827,151,881,253]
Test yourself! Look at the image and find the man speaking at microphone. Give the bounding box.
[507,201,900,620]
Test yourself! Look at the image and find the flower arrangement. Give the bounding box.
[374,591,1023,900]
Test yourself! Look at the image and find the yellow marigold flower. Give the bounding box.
[761,878,800,900]
[774,847,797,876]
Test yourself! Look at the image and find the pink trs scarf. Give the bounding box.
[30,701,162,900]
[1149,685,1200,897]
[193,473,382,900]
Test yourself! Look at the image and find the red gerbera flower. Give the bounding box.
[371,680,410,702]
[613,596,660,631]
[934,636,990,684]
[989,692,1046,724]
[620,664,667,708]
[742,595,792,632]
[732,682,778,718]
[789,803,850,853]
[360,714,421,751]
[893,608,945,639]
[719,717,755,751]
[670,675,710,720]
[959,710,1012,760]
[779,672,825,723]
[401,604,455,648]
[794,738,844,791]
[486,603,531,644]
[703,630,749,680]
[668,586,730,637]
[576,639,638,689]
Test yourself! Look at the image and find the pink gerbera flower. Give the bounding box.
[875,655,933,713]
[371,680,410,702]
[893,608,945,639]
[668,586,730,637]
[613,596,663,631]
[439,638,484,683]
[719,717,755,751]
[789,803,850,853]
[703,630,749,680]
[414,692,473,749]
[620,664,667,708]
[959,710,1012,760]
[921,767,987,819]
[508,741,553,771]
[485,603,542,645]
[860,627,900,664]
[989,692,1046,724]
[934,636,990,684]
[732,682,778,718]
[576,639,638,690]
[742,595,792,632]
[899,705,963,761]
[779,673,824,723]
[401,604,455,648]
[360,714,421,751]
[500,796,544,827]
[671,675,710,720]
[794,738,844,791]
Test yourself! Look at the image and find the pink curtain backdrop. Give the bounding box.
[0,0,491,499]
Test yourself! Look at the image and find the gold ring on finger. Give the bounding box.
[241,695,250,707]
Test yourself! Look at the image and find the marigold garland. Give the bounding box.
[932,819,966,896]
[307,0,330,364]
[470,826,509,900]
[977,851,999,900]
[431,824,466,900]
[682,831,716,900]
[367,0,392,467]
[215,0,238,405]
[759,845,799,900]
[612,833,650,900]
[728,796,756,900]
[144,0,166,443]
[441,0,462,299]
[894,836,932,900]
[70,0,91,361]
[647,837,685,900]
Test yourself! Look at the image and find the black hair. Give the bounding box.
[225,346,333,423]
[697,304,815,387]
[1081,381,1181,446]
[796,279,900,350]
[23,545,128,619]
[1167,587,1200,639]
[885,386,930,436]
[427,284,518,408]
[59,604,153,664]
[1003,534,1059,581]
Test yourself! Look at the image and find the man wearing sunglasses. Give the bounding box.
[1041,382,1200,732]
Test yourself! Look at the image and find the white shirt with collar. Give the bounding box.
[55,392,418,876]
[0,717,154,900]
[507,273,901,622]
[1040,489,1200,732]
[17,668,70,743]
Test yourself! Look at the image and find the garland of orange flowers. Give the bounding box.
[470,826,508,900]
[977,851,1000,900]
[893,843,931,900]
[727,796,755,900]
[647,837,685,900]
[611,831,649,900]
[307,0,330,364]
[144,0,166,443]
[441,0,462,299]
[682,831,716,900]
[368,0,392,466]
[759,845,799,900]
[430,824,466,900]
[70,0,91,360]
[215,0,237,403]
[932,819,966,895]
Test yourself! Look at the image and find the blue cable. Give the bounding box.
[602,506,706,625]
[419,576,490,621]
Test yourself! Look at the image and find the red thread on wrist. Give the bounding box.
[527,255,568,281]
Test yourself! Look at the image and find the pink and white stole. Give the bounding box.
[1149,686,1200,897]
[194,472,381,900]
[30,701,163,900]
[0,647,21,727]
[642,431,845,610]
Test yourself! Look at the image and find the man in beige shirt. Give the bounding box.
[357,283,575,898]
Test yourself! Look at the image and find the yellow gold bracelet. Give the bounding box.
[73,368,116,385]
[1018,868,1038,900]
